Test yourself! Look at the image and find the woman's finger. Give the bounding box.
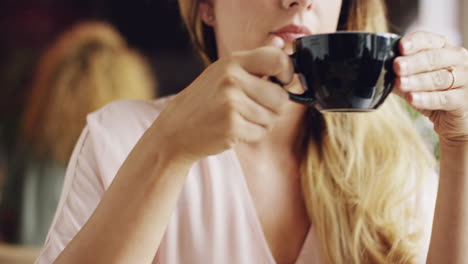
[235,68,288,115]
[394,46,468,76]
[395,66,468,93]
[399,31,448,55]
[233,112,269,143]
[234,91,279,129]
[406,88,467,112]
[234,46,295,85]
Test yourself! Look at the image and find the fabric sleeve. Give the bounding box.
[34,126,106,264]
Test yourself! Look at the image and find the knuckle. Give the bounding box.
[439,93,448,107]
[433,93,448,108]
[431,70,445,89]
[222,140,235,150]
[426,51,439,70]
[220,66,240,87]
[423,32,433,46]
[224,111,238,135]
[430,94,438,107]
[262,112,274,126]
[222,124,238,148]
[266,117,276,131]
[457,46,468,58]
[409,31,422,43]
[430,32,445,47]
[225,130,236,146]
[221,74,238,87]
[222,89,239,110]
[429,94,437,107]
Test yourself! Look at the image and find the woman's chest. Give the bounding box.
[243,163,311,263]
[153,150,322,264]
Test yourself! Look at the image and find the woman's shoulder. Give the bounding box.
[89,95,173,121]
[86,95,174,133]
[69,96,176,189]
[82,96,175,165]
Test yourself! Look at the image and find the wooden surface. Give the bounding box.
[0,243,41,264]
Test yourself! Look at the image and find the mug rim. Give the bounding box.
[297,31,401,41]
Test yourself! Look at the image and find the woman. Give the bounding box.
[36,0,467,263]
[21,21,156,166]
[0,21,155,247]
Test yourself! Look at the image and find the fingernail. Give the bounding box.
[399,61,407,74]
[403,41,413,52]
[400,77,410,90]
[410,93,420,104]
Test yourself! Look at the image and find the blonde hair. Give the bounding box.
[178,0,435,263]
[22,21,156,164]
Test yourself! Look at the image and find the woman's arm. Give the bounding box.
[53,121,192,264]
[51,47,293,264]
[391,30,468,264]
[427,141,468,264]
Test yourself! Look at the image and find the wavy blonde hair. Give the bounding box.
[178,0,435,263]
[22,21,156,165]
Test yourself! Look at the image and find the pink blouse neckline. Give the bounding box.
[227,149,313,264]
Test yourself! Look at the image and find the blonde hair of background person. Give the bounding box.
[180,0,435,263]
[22,21,156,164]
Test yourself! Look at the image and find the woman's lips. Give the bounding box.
[272,32,307,42]
[271,25,312,43]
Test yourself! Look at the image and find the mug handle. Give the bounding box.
[269,53,317,105]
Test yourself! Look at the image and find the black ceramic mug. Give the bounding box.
[271,31,401,112]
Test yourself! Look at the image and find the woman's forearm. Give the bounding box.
[427,140,468,264]
[54,122,193,264]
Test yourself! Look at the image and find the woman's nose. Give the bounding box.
[281,0,313,11]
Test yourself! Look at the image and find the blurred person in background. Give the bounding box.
[0,21,156,247]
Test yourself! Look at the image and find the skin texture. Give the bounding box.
[53,0,468,263]
[394,32,468,264]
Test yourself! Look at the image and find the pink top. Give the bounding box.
[35,97,438,264]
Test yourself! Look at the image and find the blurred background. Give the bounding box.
[0,0,466,263]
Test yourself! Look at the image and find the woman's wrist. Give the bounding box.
[439,136,468,150]
[438,136,468,179]
[149,121,196,171]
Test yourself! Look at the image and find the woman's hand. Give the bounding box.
[393,31,468,144]
[153,47,293,164]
